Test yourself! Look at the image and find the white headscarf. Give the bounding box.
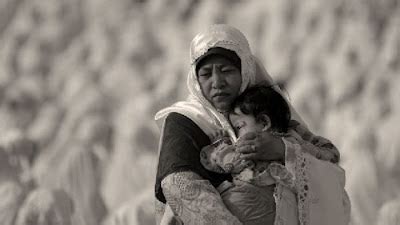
[155,24,290,142]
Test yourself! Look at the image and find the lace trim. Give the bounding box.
[267,162,295,190]
[281,138,311,225]
[273,185,285,225]
[295,148,310,225]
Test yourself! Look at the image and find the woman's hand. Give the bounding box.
[236,132,285,161]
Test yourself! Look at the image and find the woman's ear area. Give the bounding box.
[258,114,271,131]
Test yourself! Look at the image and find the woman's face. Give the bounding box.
[197,55,242,112]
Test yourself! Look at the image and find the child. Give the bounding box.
[200,84,340,225]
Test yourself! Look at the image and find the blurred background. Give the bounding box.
[0,0,399,224]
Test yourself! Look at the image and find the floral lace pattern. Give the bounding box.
[295,149,310,225]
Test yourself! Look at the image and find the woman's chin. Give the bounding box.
[214,103,231,113]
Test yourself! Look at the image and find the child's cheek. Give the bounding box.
[238,128,250,137]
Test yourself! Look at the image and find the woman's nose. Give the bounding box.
[211,67,226,89]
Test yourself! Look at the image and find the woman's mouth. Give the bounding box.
[212,93,230,100]
[213,92,229,97]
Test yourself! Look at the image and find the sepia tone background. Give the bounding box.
[0,0,399,224]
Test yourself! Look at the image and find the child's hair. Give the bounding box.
[232,84,291,133]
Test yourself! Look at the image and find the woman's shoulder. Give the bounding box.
[164,112,206,137]
[165,112,192,123]
[161,112,210,149]
[164,112,196,130]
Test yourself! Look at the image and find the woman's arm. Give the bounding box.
[156,113,240,224]
[289,120,340,163]
[161,171,242,225]
[235,131,286,162]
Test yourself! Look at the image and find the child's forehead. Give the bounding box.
[229,107,246,122]
[231,106,243,115]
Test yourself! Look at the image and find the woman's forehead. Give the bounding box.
[189,25,251,64]
[197,55,239,70]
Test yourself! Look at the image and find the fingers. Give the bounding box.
[236,144,257,154]
[235,139,254,148]
[237,144,258,160]
[237,132,258,142]
[239,153,258,160]
[311,135,329,145]
[219,144,236,152]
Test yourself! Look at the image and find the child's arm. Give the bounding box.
[201,129,254,174]
[200,145,226,173]
[200,129,235,173]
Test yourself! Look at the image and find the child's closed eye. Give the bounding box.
[234,121,245,130]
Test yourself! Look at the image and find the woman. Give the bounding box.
[154,24,349,225]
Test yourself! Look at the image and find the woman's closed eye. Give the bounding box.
[198,70,211,77]
[220,66,236,73]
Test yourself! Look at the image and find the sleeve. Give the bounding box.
[161,171,243,225]
[155,112,231,203]
[289,120,340,163]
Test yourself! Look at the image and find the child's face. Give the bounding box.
[229,107,265,137]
